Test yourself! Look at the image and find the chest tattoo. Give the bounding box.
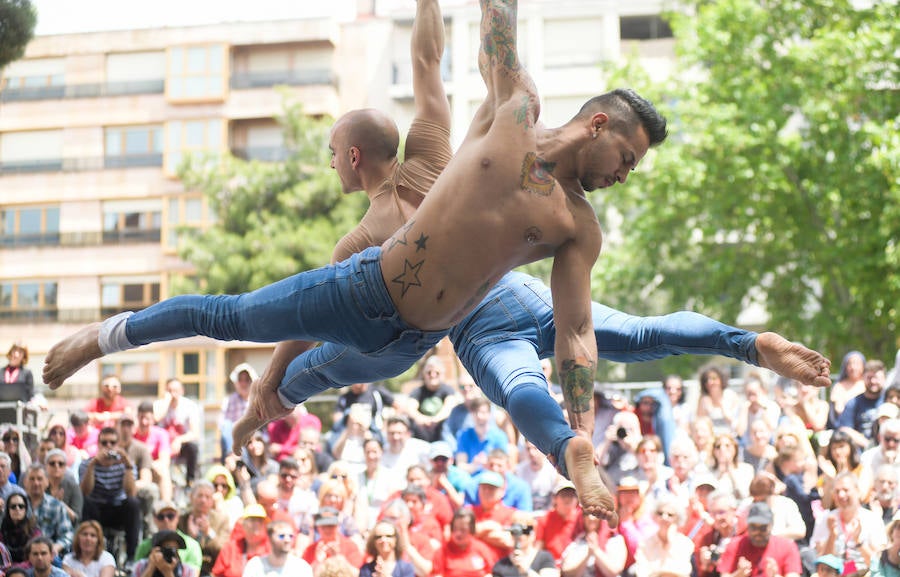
[520,152,556,197]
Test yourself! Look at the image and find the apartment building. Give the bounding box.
[0,0,674,409]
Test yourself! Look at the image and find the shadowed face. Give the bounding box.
[577,117,649,191]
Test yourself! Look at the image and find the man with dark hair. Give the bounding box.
[78,426,141,562]
[132,530,198,577]
[132,400,173,502]
[839,359,887,448]
[45,0,831,526]
[25,537,68,577]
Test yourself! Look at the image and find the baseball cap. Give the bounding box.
[478,471,505,488]
[242,504,268,520]
[429,441,454,460]
[877,403,899,420]
[746,502,774,525]
[815,555,844,574]
[553,479,576,495]
[315,507,341,526]
[616,476,640,491]
[152,530,186,549]
[153,500,178,515]
[692,475,719,492]
[119,412,135,424]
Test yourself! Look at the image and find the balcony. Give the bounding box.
[0,79,165,103]
[0,229,161,249]
[0,154,163,175]
[0,308,59,323]
[230,69,337,90]
[0,232,61,248]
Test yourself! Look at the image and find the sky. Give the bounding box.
[30,0,362,35]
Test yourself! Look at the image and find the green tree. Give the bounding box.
[594,0,900,366]
[0,0,36,69]
[173,100,366,295]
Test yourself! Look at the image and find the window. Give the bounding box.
[0,130,64,172]
[0,281,58,321]
[164,119,225,176]
[1,205,60,247]
[104,125,163,168]
[167,349,218,400]
[544,17,608,67]
[167,45,228,102]
[1,58,65,101]
[163,193,214,252]
[102,200,162,243]
[620,15,673,40]
[231,120,285,161]
[101,277,160,315]
[105,51,166,95]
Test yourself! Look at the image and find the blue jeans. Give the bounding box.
[124,247,448,404]
[447,271,759,472]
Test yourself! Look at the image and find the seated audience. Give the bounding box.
[432,509,497,577]
[716,502,802,577]
[135,501,202,574]
[25,536,68,577]
[492,513,557,577]
[560,512,625,577]
[133,530,198,577]
[244,519,313,577]
[211,505,270,577]
[535,480,581,562]
[154,378,201,486]
[44,449,81,526]
[514,442,557,512]
[178,481,231,576]
[61,521,115,577]
[301,507,362,571]
[359,520,415,577]
[0,493,41,564]
[455,399,508,475]
[632,496,694,577]
[23,464,72,559]
[470,472,515,561]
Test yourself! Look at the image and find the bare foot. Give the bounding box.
[232,377,292,455]
[564,436,618,528]
[756,332,832,387]
[42,323,103,390]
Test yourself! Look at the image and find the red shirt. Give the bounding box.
[535,507,583,560]
[471,503,516,560]
[717,534,802,577]
[302,535,363,567]
[384,487,454,529]
[211,535,270,577]
[411,514,445,545]
[432,538,497,577]
[84,396,131,429]
[267,413,321,461]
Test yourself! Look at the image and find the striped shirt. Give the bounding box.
[78,459,134,504]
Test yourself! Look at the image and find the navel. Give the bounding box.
[481,158,491,168]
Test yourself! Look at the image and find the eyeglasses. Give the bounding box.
[331,474,348,480]
[156,512,177,521]
[884,436,900,444]
[2,436,18,443]
[99,440,117,447]
[7,503,26,511]
[213,482,229,490]
[47,461,65,467]
[275,533,294,540]
[374,533,396,540]
[279,472,298,480]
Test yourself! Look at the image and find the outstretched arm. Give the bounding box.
[411,0,450,130]
[551,226,602,440]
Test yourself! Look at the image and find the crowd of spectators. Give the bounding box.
[3,344,900,577]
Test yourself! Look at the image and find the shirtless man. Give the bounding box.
[42,0,828,522]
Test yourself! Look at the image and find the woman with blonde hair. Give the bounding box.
[62,520,115,577]
[318,478,360,539]
[360,520,415,577]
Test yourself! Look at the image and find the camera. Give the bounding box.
[107,451,120,460]
[709,545,722,563]
[162,547,178,563]
[616,427,628,440]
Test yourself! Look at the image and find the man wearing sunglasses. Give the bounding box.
[78,426,141,563]
[245,520,312,577]
[135,501,203,575]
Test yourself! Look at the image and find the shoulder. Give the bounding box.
[99,550,116,566]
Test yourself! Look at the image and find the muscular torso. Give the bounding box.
[380,95,601,330]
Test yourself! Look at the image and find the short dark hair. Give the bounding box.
[98,427,118,440]
[26,536,54,557]
[386,415,411,430]
[451,509,477,534]
[138,401,154,414]
[578,88,668,147]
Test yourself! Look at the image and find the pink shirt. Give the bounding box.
[133,426,171,460]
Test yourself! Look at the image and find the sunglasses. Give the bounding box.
[656,511,677,520]
[374,533,396,540]
[99,440,117,447]
[156,512,177,521]
[275,533,294,540]
[331,474,348,480]
[8,503,26,511]
[47,461,66,467]
[2,436,18,443]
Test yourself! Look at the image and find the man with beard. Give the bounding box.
[717,502,802,577]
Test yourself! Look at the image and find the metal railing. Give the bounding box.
[231,147,291,162]
[0,79,165,103]
[0,154,163,175]
[229,69,337,89]
[0,229,161,249]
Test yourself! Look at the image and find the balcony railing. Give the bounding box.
[0,305,160,324]
[0,79,165,103]
[0,229,162,249]
[0,154,163,175]
[0,309,59,322]
[231,147,291,162]
[230,69,337,89]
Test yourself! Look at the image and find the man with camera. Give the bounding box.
[79,426,142,563]
[695,491,739,577]
[133,530,197,577]
[135,501,203,575]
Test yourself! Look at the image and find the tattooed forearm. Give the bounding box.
[560,358,595,414]
[514,94,536,129]
[520,152,556,196]
[480,0,519,75]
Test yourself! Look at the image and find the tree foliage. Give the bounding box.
[594,0,899,364]
[0,0,36,69]
[173,100,367,295]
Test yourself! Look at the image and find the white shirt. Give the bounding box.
[243,554,313,577]
[810,508,888,570]
[62,550,115,577]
